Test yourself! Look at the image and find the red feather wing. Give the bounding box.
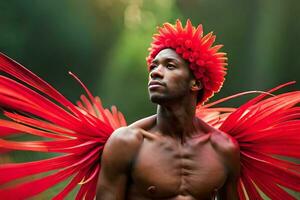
[197,84,300,199]
[0,52,126,199]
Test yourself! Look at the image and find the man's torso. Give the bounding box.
[125,122,229,200]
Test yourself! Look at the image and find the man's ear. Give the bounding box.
[191,80,202,91]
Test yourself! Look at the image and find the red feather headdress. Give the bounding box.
[146,19,228,103]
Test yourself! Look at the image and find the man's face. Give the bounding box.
[148,48,195,104]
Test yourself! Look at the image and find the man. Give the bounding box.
[97,19,240,199]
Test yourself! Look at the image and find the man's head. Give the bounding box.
[146,19,228,105]
[148,48,202,105]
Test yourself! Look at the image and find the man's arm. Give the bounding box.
[96,127,143,199]
[211,131,240,200]
[217,171,239,200]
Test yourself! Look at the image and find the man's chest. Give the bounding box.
[130,136,227,198]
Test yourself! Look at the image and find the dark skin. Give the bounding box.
[97,49,240,199]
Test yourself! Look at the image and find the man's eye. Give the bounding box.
[167,64,175,69]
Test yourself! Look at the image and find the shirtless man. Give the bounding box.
[97,20,240,199]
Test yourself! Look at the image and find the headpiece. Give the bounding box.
[146,19,228,104]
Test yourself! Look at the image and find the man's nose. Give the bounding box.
[150,65,164,79]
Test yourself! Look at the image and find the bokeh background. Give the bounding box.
[0,0,299,199]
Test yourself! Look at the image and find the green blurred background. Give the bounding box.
[1,0,300,199]
[1,0,300,123]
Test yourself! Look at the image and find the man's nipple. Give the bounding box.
[147,185,156,194]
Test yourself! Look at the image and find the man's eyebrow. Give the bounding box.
[152,57,180,64]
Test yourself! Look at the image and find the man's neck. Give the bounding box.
[155,99,198,141]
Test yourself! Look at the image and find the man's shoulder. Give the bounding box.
[210,130,240,175]
[210,130,239,155]
[129,115,156,130]
[197,117,239,156]
[107,126,144,150]
[101,126,144,172]
[106,115,156,150]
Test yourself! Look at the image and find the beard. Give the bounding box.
[150,94,169,104]
[149,89,188,105]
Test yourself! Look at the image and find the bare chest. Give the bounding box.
[129,136,227,199]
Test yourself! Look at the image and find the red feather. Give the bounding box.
[197,82,300,199]
[0,52,126,199]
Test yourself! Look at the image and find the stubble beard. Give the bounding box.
[149,90,187,105]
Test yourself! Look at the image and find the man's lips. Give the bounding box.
[148,80,165,88]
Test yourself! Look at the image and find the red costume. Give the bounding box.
[0,19,300,199]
